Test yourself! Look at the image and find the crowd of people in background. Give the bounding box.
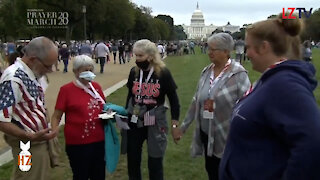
[0,16,319,180]
[0,39,137,77]
[1,37,318,77]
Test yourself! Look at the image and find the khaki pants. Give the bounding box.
[4,135,50,180]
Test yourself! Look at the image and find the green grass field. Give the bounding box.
[0,48,319,180]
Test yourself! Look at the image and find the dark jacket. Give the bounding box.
[220,60,320,180]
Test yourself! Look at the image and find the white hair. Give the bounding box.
[73,55,95,71]
[23,36,58,60]
[207,33,234,51]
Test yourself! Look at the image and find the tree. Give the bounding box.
[37,0,105,41]
[0,0,37,40]
[232,24,248,40]
[100,0,135,40]
[173,25,187,40]
[132,7,152,40]
[139,5,152,16]
[153,18,170,40]
[0,0,183,42]
[302,8,320,41]
[155,15,174,40]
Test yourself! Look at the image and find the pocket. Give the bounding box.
[147,125,167,158]
[154,106,167,133]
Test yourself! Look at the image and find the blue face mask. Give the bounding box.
[79,71,96,81]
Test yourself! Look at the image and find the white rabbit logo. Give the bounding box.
[18,141,32,171]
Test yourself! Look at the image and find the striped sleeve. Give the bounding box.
[0,81,22,122]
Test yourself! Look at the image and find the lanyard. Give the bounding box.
[208,59,231,95]
[242,59,286,99]
[265,59,287,72]
[138,67,154,98]
[75,80,105,104]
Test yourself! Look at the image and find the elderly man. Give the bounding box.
[0,36,58,180]
[95,41,109,73]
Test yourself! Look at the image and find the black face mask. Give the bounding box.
[136,60,150,70]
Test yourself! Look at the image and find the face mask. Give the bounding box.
[136,60,150,70]
[79,71,96,81]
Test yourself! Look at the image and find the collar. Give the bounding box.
[15,58,37,81]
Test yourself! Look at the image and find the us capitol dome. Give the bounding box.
[182,2,240,40]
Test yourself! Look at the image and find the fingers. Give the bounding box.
[39,128,52,135]
[43,131,58,140]
[172,128,182,144]
[173,136,181,144]
[31,128,57,141]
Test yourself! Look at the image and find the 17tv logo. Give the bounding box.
[18,141,32,171]
[282,8,313,19]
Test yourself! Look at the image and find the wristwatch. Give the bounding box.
[172,124,178,128]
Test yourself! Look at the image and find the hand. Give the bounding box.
[172,127,183,144]
[27,128,58,141]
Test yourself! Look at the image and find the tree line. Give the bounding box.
[1,0,319,43]
[0,0,187,42]
[232,9,320,41]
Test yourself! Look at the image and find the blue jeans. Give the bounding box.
[98,57,106,73]
[62,58,68,72]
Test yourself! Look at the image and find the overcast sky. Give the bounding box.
[131,0,319,27]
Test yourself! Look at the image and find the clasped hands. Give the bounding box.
[171,120,183,144]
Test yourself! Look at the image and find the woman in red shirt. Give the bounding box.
[51,55,105,180]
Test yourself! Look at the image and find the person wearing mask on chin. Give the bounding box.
[51,55,106,180]
[124,39,180,180]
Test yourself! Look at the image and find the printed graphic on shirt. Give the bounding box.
[0,81,15,111]
[0,69,47,132]
[14,69,40,100]
[231,104,246,121]
[132,78,160,105]
[82,98,101,139]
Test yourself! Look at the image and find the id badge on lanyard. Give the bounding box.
[203,60,230,119]
[131,105,139,123]
[203,99,214,119]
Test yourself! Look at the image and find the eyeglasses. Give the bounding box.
[34,57,53,72]
[208,48,221,52]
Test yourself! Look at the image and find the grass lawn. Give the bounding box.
[0,48,319,180]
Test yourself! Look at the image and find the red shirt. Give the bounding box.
[55,81,105,145]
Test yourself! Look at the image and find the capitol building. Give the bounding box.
[182,3,240,40]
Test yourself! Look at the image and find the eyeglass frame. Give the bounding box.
[208,47,222,52]
[22,47,54,72]
[34,56,54,72]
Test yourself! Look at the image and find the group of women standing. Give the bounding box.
[51,13,320,180]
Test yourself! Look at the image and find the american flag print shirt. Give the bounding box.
[0,60,48,133]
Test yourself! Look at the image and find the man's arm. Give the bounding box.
[0,122,57,141]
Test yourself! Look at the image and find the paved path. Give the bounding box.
[0,56,135,165]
